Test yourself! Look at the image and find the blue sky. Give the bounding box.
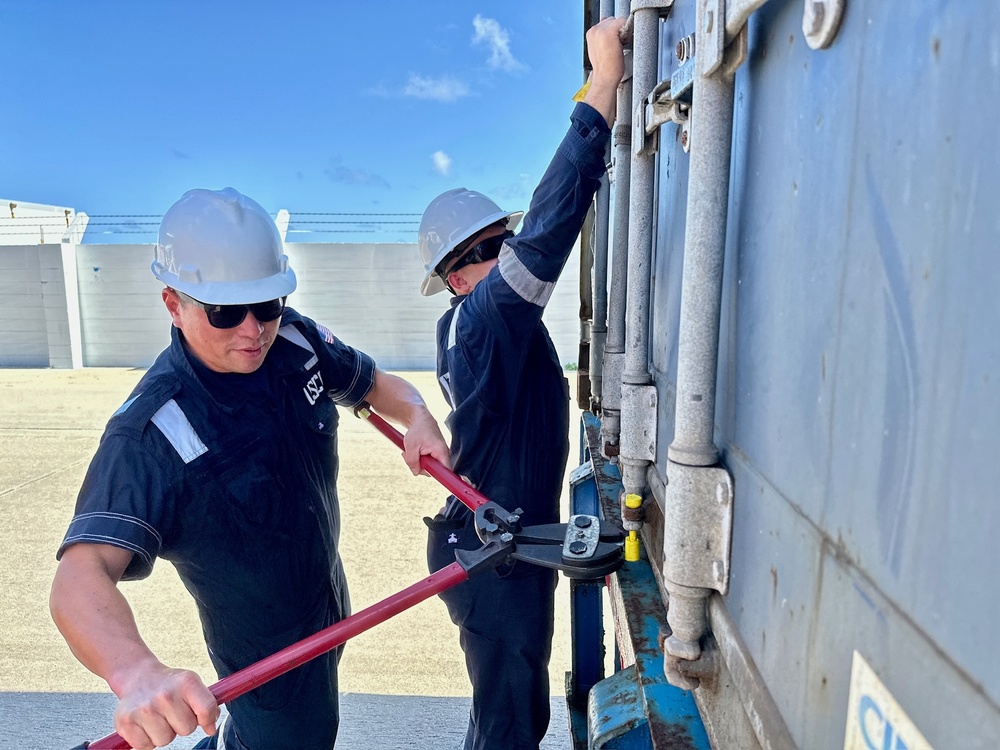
[1,1,588,243]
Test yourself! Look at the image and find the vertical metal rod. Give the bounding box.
[590,160,610,405]
[589,0,618,407]
[579,210,595,410]
[619,5,658,497]
[622,9,657,390]
[600,0,633,458]
[666,12,736,468]
[662,0,738,683]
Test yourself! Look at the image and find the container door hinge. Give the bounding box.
[663,460,734,596]
[620,383,658,463]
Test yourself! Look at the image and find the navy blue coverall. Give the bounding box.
[426,102,611,750]
[57,310,375,750]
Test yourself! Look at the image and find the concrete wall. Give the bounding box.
[286,243,447,371]
[77,244,169,367]
[0,245,75,367]
[2,241,583,371]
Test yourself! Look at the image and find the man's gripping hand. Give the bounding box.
[402,409,452,476]
[583,16,627,126]
[111,662,219,750]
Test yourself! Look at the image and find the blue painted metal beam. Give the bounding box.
[568,461,608,748]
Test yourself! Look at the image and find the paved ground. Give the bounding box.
[0,368,587,749]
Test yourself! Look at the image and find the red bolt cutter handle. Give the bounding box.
[83,562,469,750]
[356,405,489,512]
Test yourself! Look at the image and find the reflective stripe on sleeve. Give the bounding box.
[447,300,465,350]
[439,372,454,406]
[150,400,209,464]
[279,324,319,369]
[497,245,555,306]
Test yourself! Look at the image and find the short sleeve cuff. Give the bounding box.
[57,512,162,580]
[328,350,377,408]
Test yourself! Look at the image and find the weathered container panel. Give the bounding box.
[633,0,1000,746]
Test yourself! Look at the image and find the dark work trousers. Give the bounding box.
[427,514,558,750]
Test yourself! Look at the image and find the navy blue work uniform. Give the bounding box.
[426,102,611,750]
[57,309,375,750]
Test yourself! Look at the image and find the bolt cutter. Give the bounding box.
[73,405,623,749]
[355,404,623,578]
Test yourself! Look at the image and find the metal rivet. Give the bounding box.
[716,484,730,504]
[713,561,725,582]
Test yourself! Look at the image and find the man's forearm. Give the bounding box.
[583,76,619,127]
[365,370,451,473]
[50,549,162,695]
[366,370,435,428]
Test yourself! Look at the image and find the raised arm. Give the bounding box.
[51,543,219,750]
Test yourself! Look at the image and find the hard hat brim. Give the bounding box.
[420,210,523,296]
[153,263,297,305]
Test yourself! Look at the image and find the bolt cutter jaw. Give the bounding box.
[510,540,624,579]
[469,503,625,580]
[454,537,516,577]
[472,500,523,542]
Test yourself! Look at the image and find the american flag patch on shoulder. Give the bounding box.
[317,324,337,344]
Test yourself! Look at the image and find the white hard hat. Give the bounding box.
[152,187,296,304]
[418,188,523,296]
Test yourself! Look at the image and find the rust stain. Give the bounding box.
[651,721,700,749]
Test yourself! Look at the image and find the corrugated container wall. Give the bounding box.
[613,0,1000,746]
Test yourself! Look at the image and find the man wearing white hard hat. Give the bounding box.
[51,187,450,750]
[417,17,625,750]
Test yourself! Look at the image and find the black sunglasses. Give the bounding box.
[181,293,286,329]
[439,230,514,277]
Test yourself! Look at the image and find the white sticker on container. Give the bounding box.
[844,650,932,750]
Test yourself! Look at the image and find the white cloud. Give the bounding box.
[472,15,526,72]
[432,151,453,176]
[323,157,390,189]
[403,74,470,102]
